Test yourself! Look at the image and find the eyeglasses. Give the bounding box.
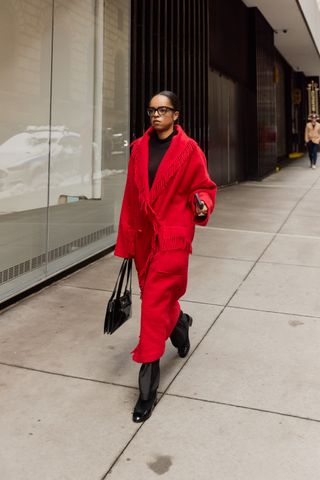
[146,106,176,117]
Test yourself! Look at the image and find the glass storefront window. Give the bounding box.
[0,0,130,303]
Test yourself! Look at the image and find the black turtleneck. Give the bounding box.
[148,130,177,188]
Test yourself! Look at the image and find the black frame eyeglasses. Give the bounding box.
[146,106,176,117]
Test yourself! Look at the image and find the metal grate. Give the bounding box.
[0,225,115,286]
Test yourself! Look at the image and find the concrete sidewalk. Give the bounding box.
[1,156,320,480]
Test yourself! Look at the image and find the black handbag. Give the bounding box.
[104,258,133,335]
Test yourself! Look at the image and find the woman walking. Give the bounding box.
[115,91,217,422]
[305,113,320,168]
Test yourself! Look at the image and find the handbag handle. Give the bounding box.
[124,258,132,293]
[109,258,132,303]
[117,258,132,299]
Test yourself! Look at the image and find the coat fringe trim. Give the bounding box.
[131,141,150,216]
[149,139,197,206]
[131,126,198,211]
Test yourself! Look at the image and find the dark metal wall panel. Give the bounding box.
[130,0,209,154]
[208,0,254,184]
[208,72,228,185]
[293,72,308,151]
[209,0,249,86]
[131,0,284,184]
[251,8,277,177]
[275,59,287,158]
[275,52,293,159]
[231,81,247,182]
[208,71,247,186]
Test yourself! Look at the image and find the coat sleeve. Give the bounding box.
[114,153,137,258]
[187,147,217,226]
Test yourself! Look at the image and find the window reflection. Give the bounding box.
[0,127,91,209]
[0,0,130,302]
[0,3,15,92]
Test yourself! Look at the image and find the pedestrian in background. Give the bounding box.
[305,113,320,169]
[115,91,217,423]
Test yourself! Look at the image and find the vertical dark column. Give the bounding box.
[155,0,161,91]
[185,0,191,135]
[130,0,146,139]
[283,60,295,155]
[275,57,287,159]
[163,0,168,88]
[293,72,308,151]
[208,0,250,184]
[148,0,154,101]
[283,62,293,156]
[250,8,277,177]
[192,0,198,142]
[203,0,209,156]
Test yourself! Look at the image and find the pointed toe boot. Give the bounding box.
[132,360,160,423]
[177,314,193,358]
[170,312,193,358]
[132,391,157,423]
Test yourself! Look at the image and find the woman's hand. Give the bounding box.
[195,202,208,216]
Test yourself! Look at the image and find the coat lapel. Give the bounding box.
[132,131,150,213]
[132,125,196,211]
[149,125,195,205]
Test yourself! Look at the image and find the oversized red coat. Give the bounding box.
[115,125,217,363]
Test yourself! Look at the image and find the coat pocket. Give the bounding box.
[157,226,193,253]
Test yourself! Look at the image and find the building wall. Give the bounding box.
[1,0,307,304]
[209,1,285,181]
[208,71,248,185]
[209,0,250,86]
[208,0,249,185]
[0,0,130,304]
[251,8,277,177]
[129,0,295,186]
[275,59,287,158]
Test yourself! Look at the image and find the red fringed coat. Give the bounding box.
[115,125,217,363]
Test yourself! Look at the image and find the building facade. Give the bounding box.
[1,0,320,304]
[0,0,130,303]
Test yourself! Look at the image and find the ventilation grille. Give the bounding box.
[0,225,114,286]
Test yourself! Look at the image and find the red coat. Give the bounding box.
[115,125,217,362]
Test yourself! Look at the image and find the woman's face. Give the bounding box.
[148,95,179,133]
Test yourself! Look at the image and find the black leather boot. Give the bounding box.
[132,360,160,423]
[170,311,193,358]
